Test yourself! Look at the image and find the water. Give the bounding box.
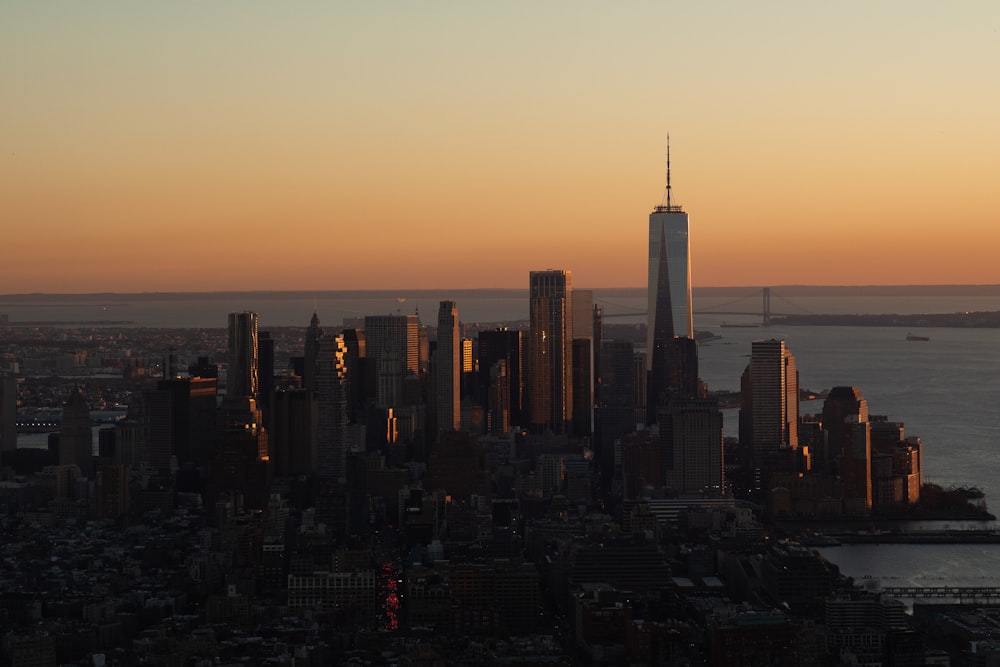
[696,323,1000,497]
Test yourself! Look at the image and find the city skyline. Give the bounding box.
[4,3,1000,293]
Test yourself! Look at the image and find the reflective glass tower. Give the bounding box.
[529,270,573,434]
[646,138,693,370]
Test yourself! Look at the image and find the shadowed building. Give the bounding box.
[822,386,872,513]
[646,141,698,426]
[658,398,724,495]
[146,377,218,472]
[303,311,323,392]
[365,314,419,410]
[227,311,259,402]
[646,138,693,362]
[0,371,16,466]
[317,335,350,481]
[271,387,317,477]
[477,327,525,430]
[528,269,573,434]
[436,300,461,433]
[59,387,92,475]
[741,339,799,489]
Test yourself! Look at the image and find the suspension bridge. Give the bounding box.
[601,287,812,325]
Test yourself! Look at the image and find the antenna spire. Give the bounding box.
[666,134,672,210]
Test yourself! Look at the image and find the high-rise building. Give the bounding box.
[572,290,595,437]
[59,387,92,474]
[317,335,350,481]
[822,386,872,512]
[646,138,693,371]
[364,314,420,409]
[303,311,323,392]
[436,300,460,432]
[145,376,218,472]
[478,328,525,428]
[227,311,259,401]
[528,270,573,434]
[270,387,317,477]
[0,371,15,463]
[741,339,799,487]
[659,398,724,495]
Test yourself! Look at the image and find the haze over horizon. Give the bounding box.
[4,2,999,293]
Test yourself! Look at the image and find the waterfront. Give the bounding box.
[6,288,1000,591]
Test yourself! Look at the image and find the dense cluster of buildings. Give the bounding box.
[0,152,966,666]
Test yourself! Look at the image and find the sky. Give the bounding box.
[3,2,999,293]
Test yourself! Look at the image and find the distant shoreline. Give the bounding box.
[2,284,1000,301]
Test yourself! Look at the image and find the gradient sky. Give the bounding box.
[3,2,999,293]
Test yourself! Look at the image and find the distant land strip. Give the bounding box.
[1,320,136,326]
[1,284,1000,300]
[767,312,1000,328]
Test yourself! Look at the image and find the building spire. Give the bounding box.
[666,133,672,210]
[654,134,682,213]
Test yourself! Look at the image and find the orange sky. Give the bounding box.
[3,3,999,293]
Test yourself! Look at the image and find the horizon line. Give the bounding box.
[3,283,1000,299]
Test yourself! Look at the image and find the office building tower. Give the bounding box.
[364,314,420,409]
[59,387,92,474]
[528,269,573,434]
[822,386,872,512]
[340,327,368,423]
[271,387,317,477]
[659,398,724,495]
[436,300,461,432]
[144,376,218,473]
[316,334,350,481]
[227,311,259,401]
[487,360,511,434]
[594,340,640,485]
[741,339,799,487]
[0,371,15,462]
[592,304,603,390]
[478,328,525,428]
[647,335,699,424]
[571,290,595,437]
[646,138,693,371]
[259,331,275,428]
[304,312,323,392]
[571,338,592,437]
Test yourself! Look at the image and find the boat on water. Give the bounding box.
[906,332,930,341]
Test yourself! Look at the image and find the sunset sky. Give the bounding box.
[3,2,999,293]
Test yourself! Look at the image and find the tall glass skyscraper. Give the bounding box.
[227,311,259,401]
[436,300,460,432]
[646,142,693,370]
[529,270,573,434]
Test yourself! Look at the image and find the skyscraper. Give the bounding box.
[822,386,872,512]
[646,138,693,371]
[316,334,349,481]
[478,327,525,428]
[436,300,460,432]
[145,376,218,472]
[529,270,573,434]
[59,387,92,474]
[741,339,799,487]
[303,311,323,392]
[227,311,259,401]
[659,398,724,495]
[0,371,15,463]
[364,314,420,409]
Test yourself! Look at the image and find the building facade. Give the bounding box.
[436,300,460,432]
[528,270,573,434]
[227,311,259,401]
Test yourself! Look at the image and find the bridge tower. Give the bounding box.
[762,287,771,326]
